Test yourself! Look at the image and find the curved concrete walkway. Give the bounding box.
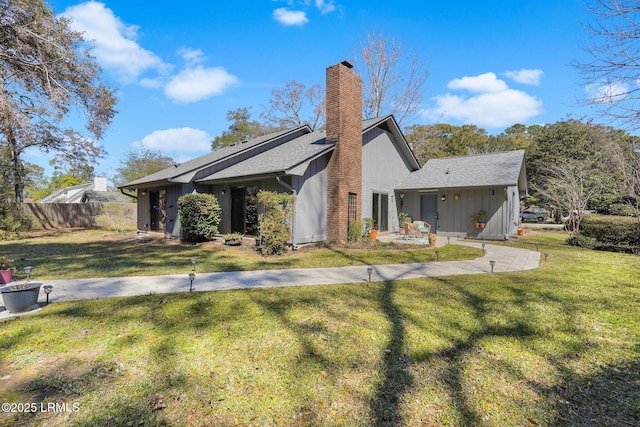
[1,241,540,318]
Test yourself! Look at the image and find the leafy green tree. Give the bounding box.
[114,148,175,187]
[30,172,86,202]
[405,124,489,165]
[528,120,626,219]
[212,108,272,150]
[0,0,117,202]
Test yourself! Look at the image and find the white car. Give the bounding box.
[520,210,548,222]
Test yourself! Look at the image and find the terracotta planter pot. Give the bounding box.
[517,228,525,236]
[1,283,41,313]
[369,230,378,241]
[0,269,13,285]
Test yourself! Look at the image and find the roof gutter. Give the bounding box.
[120,189,137,200]
[275,176,297,249]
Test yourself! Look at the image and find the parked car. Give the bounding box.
[520,210,548,222]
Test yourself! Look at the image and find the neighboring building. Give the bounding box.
[40,177,131,204]
[121,61,527,242]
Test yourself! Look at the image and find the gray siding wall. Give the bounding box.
[436,187,512,240]
[362,128,414,232]
[292,154,328,244]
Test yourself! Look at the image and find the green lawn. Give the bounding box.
[0,229,480,280]
[1,231,639,426]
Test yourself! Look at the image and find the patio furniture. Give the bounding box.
[404,222,421,239]
[413,221,431,237]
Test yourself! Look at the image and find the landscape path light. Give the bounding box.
[435,250,440,261]
[367,267,373,283]
[189,273,195,292]
[544,252,549,262]
[24,266,33,282]
[191,257,197,271]
[490,260,496,273]
[43,284,53,304]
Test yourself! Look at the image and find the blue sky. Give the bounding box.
[32,0,596,181]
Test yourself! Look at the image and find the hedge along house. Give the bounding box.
[120,61,421,244]
[121,61,528,243]
[396,150,528,240]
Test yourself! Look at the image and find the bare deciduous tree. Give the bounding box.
[578,0,640,129]
[261,81,325,130]
[355,31,429,126]
[0,0,117,202]
[534,161,604,233]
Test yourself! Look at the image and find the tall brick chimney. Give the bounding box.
[325,61,362,241]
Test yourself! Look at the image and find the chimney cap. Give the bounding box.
[340,60,354,69]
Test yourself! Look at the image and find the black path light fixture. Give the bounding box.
[43,285,53,304]
[534,243,540,252]
[482,242,486,252]
[544,252,549,262]
[490,260,496,273]
[350,253,355,264]
[191,257,197,271]
[189,272,195,292]
[435,250,440,261]
[367,267,373,282]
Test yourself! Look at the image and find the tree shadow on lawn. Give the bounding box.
[544,358,640,426]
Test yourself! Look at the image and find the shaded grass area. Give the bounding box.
[0,232,638,426]
[0,229,480,280]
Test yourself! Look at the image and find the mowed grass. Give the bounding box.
[0,229,480,280]
[0,231,639,426]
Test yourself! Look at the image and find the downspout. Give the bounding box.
[275,176,297,249]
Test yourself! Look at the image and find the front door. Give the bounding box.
[372,192,388,232]
[230,187,245,233]
[150,190,166,232]
[420,194,437,231]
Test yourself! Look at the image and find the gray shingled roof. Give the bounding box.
[197,131,331,181]
[398,150,526,190]
[120,126,311,188]
[196,116,418,182]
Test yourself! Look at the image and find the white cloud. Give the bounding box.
[315,0,336,14]
[135,128,212,152]
[504,69,544,86]
[424,72,543,128]
[164,66,239,103]
[61,1,167,80]
[588,81,630,104]
[273,8,309,26]
[448,72,508,93]
[178,48,204,66]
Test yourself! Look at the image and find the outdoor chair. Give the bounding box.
[413,221,431,237]
[404,222,422,239]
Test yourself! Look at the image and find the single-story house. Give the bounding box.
[40,177,132,204]
[121,61,527,243]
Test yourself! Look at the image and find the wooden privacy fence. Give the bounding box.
[20,203,137,229]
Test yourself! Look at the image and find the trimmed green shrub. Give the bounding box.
[566,234,596,249]
[579,215,640,253]
[177,193,221,242]
[581,215,640,244]
[0,202,33,240]
[258,191,293,256]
